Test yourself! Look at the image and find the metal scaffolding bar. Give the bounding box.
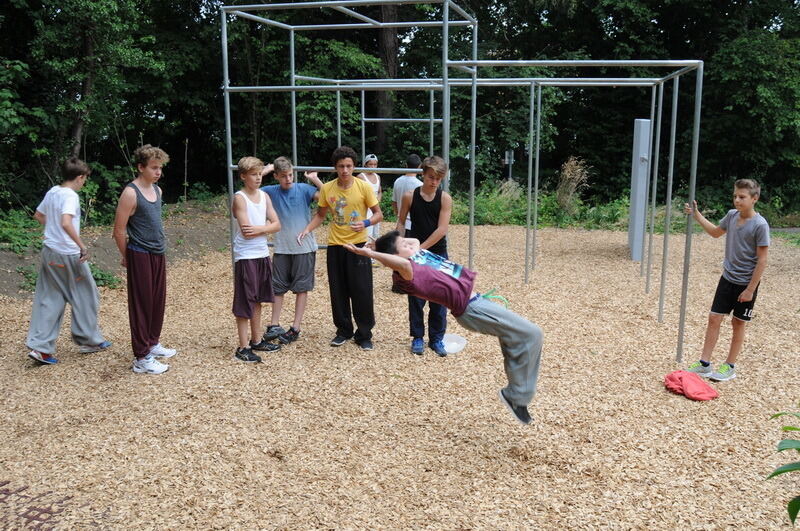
[658,76,680,323]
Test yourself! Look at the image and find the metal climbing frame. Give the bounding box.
[220,2,703,362]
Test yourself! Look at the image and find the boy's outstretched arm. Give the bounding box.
[343,244,413,280]
[684,200,725,238]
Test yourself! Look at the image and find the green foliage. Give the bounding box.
[16,265,37,292]
[88,263,121,289]
[187,182,218,203]
[768,405,800,525]
[0,209,42,255]
[773,231,800,248]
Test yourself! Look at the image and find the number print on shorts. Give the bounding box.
[743,308,754,318]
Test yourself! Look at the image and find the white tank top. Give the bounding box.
[233,190,270,262]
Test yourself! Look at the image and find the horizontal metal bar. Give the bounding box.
[227,84,443,92]
[224,0,444,12]
[363,117,442,123]
[449,59,702,68]
[292,20,474,30]
[659,65,698,83]
[232,164,424,174]
[336,76,661,85]
[295,75,341,84]
[333,6,380,24]
[230,10,292,30]
[452,65,476,74]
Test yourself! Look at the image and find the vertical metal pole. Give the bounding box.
[361,91,366,158]
[290,30,297,165]
[441,0,451,191]
[467,22,477,269]
[524,81,535,283]
[645,82,664,293]
[640,85,656,276]
[533,84,542,269]
[336,90,342,147]
[658,76,680,323]
[429,89,435,156]
[676,63,704,363]
[221,13,236,270]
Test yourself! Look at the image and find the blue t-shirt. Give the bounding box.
[261,183,318,254]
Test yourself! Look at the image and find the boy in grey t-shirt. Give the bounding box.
[683,178,770,382]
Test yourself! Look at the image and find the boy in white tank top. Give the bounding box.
[231,156,282,363]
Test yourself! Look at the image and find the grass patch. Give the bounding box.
[773,231,800,247]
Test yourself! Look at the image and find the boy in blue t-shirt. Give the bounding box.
[684,178,770,382]
[260,156,323,344]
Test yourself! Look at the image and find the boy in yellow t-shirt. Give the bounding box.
[298,146,382,350]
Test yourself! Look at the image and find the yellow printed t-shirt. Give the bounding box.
[319,178,378,245]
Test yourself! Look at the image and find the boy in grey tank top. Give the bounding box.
[113,144,177,375]
[683,179,770,382]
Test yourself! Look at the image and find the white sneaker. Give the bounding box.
[149,343,176,359]
[132,355,169,374]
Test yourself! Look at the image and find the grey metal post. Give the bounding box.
[441,0,451,191]
[290,30,297,165]
[221,13,237,269]
[640,85,656,276]
[467,21,477,269]
[533,84,542,269]
[524,81,535,283]
[361,90,366,157]
[676,62,704,363]
[658,76,680,323]
[429,90,435,156]
[336,90,342,146]
[646,82,665,293]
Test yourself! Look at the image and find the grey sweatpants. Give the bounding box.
[26,245,105,354]
[455,296,543,407]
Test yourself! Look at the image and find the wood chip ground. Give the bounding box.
[1,225,798,529]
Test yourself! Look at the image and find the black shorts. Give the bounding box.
[271,252,316,295]
[232,256,274,319]
[710,275,759,322]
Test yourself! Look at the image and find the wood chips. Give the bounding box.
[0,225,798,529]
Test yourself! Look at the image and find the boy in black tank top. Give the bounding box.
[396,156,453,356]
[113,144,176,375]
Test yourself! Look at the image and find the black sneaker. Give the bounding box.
[330,335,348,347]
[498,389,532,425]
[356,339,374,351]
[250,339,281,352]
[278,327,300,344]
[234,347,262,363]
[263,325,286,342]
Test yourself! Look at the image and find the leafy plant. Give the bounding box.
[88,263,121,289]
[768,404,800,524]
[0,209,42,255]
[16,265,38,292]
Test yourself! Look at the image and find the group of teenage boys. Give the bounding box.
[24,144,769,425]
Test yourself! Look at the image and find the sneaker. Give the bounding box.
[709,363,736,382]
[498,389,532,426]
[250,339,281,352]
[149,343,176,359]
[263,325,286,342]
[686,360,712,377]
[79,340,113,353]
[132,355,169,375]
[278,327,300,344]
[234,347,262,363]
[28,350,58,365]
[410,337,424,355]
[357,339,374,351]
[330,335,349,347]
[430,340,447,357]
[371,259,379,268]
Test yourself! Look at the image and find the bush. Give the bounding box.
[0,209,41,255]
[768,405,800,525]
[16,263,121,292]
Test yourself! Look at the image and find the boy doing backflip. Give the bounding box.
[231,156,282,362]
[113,145,177,374]
[26,157,111,364]
[396,156,453,356]
[344,232,543,425]
[260,156,322,345]
[684,178,770,382]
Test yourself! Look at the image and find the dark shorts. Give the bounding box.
[271,252,315,295]
[710,275,759,322]
[232,256,274,319]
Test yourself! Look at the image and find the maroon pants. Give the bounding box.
[126,247,166,359]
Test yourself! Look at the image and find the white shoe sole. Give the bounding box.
[709,373,736,382]
[132,364,169,374]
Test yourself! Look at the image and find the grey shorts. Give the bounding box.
[271,252,316,295]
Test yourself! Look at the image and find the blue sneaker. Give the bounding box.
[410,337,424,355]
[430,340,447,357]
[28,350,58,364]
